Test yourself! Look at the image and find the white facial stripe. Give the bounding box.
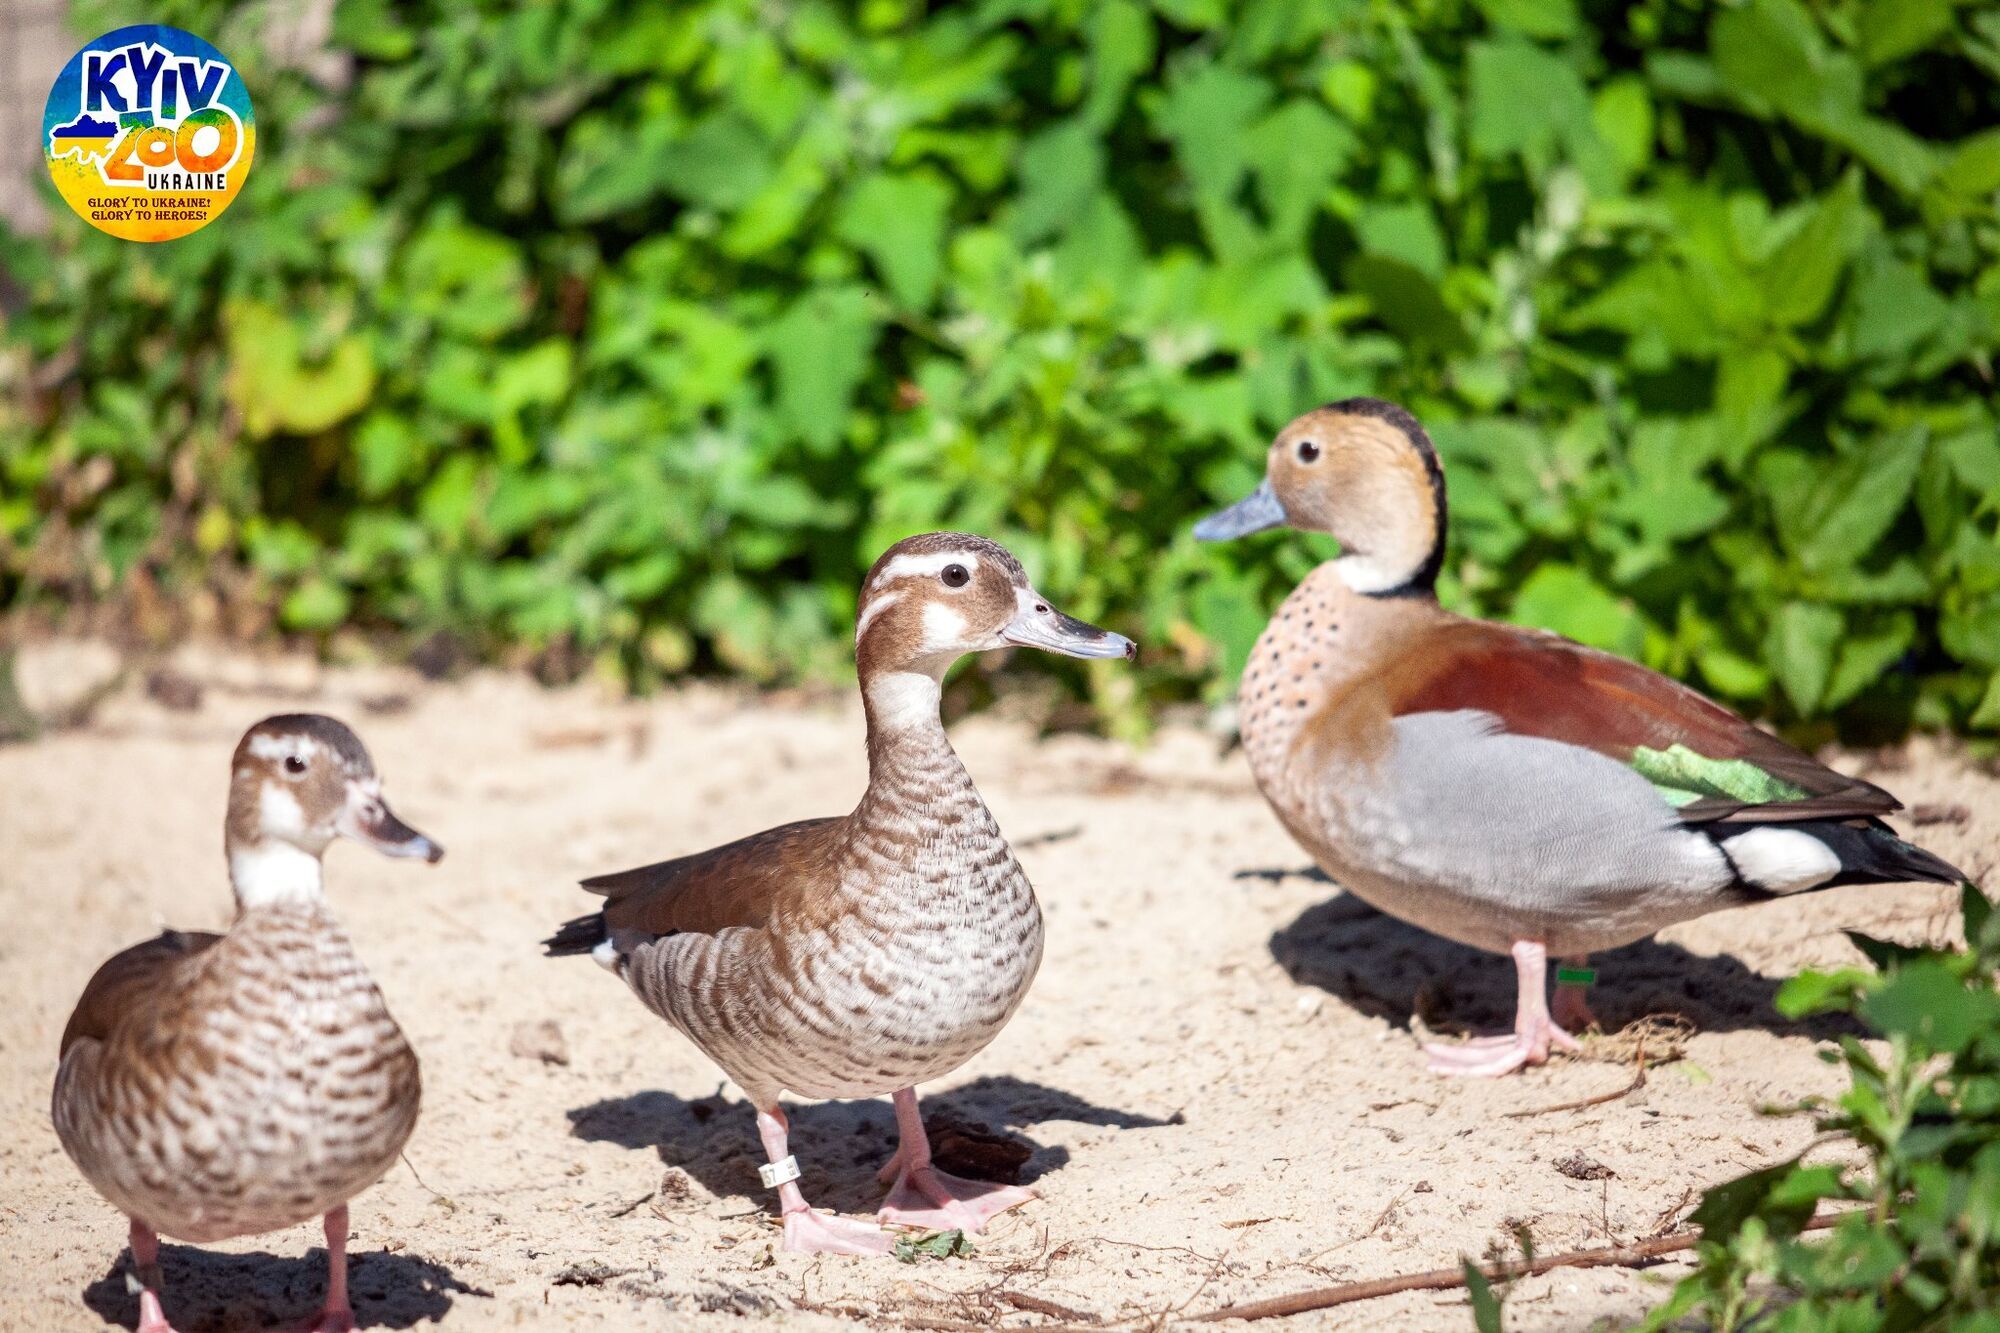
[855,590,904,643]
[872,550,980,589]
[921,601,969,653]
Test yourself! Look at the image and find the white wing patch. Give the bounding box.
[1723,827,1841,892]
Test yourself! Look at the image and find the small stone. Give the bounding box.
[145,668,204,712]
[508,1019,570,1066]
[1554,1152,1615,1181]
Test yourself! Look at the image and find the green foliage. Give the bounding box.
[892,1228,972,1263]
[1641,883,2000,1331]
[3,0,1997,731]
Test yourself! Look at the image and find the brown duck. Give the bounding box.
[53,715,442,1332]
[547,533,1135,1254]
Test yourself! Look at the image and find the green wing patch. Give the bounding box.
[1630,743,1810,808]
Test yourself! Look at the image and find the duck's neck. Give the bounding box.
[858,667,980,822]
[228,838,327,913]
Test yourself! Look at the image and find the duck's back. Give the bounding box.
[53,907,419,1243]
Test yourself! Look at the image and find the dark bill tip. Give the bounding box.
[1001,604,1138,662]
[1192,479,1287,542]
[347,800,444,863]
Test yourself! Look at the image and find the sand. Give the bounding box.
[0,645,1989,1332]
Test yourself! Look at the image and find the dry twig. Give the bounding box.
[1193,1212,1847,1323]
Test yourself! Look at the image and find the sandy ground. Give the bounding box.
[1,646,1991,1333]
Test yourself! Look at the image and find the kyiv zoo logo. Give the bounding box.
[42,25,255,242]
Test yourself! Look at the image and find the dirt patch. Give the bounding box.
[1,647,1988,1331]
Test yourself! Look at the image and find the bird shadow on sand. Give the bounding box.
[1252,869,1863,1044]
[82,1243,486,1332]
[566,1074,1181,1215]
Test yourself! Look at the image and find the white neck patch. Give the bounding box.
[864,670,944,732]
[230,839,324,909]
[1334,552,1413,595]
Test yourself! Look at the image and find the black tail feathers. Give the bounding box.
[543,911,608,957]
[1714,817,1966,898]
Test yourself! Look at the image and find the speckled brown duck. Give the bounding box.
[546,533,1135,1255]
[1195,399,1962,1077]
[53,715,442,1333]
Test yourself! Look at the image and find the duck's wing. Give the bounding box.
[582,816,846,936]
[60,929,223,1057]
[1362,618,1896,824]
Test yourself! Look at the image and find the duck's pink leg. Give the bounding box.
[1423,940,1582,1077]
[1551,955,1600,1033]
[755,1105,890,1256]
[129,1219,180,1333]
[877,1088,1035,1232]
[288,1206,355,1332]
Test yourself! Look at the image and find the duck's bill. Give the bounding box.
[339,788,445,863]
[1001,590,1137,661]
[1192,479,1286,541]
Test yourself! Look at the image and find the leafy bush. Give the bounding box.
[3,0,1997,734]
[1642,883,2000,1330]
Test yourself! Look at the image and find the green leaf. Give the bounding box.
[1856,0,1955,67]
[1844,930,1929,971]
[1822,613,1914,711]
[1464,1260,1504,1333]
[1776,967,1870,1018]
[1474,0,1580,40]
[837,170,954,309]
[1767,602,1844,714]
[1860,960,2000,1053]
[893,1229,974,1263]
[1011,119,1105,244]
[282,577,351,631]
[1761,175,1868,328]
[1510,565,1643,655]
[764,287,878,454]
[1791,428,1927,574]
[1690,1156,1813,1244]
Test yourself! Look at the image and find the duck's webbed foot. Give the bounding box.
[875,1087,1035,1232]
[1422,940,1581,1078]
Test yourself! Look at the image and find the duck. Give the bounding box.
[1194,398,1964,1077]
[53,714,443,1333]
[545,532,1135,1255]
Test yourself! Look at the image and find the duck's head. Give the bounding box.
[854,532,1135,694]
[226,713,442,906]
[1193,397,1446,597]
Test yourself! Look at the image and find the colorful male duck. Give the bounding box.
[53,714,443,1332]
[1195,399,1963,1077]
[546,533,1135,1254]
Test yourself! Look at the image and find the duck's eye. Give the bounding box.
[1297,440,1322,463]
[941,564,970,588]
[284,755,307,775]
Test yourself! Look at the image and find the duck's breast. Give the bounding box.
[54,912,419,1242]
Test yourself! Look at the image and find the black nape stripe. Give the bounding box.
[1321,396,1448,599]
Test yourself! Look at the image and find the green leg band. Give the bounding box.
[1556,966,1597,987]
